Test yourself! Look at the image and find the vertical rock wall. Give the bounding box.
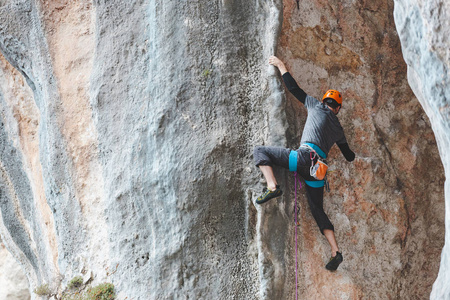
[0,0,286,299]
[393,0,450,299]
[0,240,30,300]
[0,0,446,299]
[279,0,445,299]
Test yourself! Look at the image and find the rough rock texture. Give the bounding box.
[0,0,446,299]
[279,1,445,298]
[0,240,30,300]
[393,0,450,299]
[0,1,283,299]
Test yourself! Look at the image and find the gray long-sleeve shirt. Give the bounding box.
[282,72,355,161]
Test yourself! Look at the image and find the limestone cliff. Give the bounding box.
[0,239,30,300]
[393,0,450,298]
[0,0,447,299]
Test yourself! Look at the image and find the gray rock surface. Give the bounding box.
[0,240,30,300]
[0,1,285,299]
[0,0,447,299]
[393,0,450,298]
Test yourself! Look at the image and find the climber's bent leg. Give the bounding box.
[259,165,278,191]
[253,146,291,169]
[253,146,290,204]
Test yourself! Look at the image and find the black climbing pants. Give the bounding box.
[253,146,334,234]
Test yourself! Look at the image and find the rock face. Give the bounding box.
[0,0,446,299]
[393,0,450,299]
[0,240,30,300]
[279,1,445,298]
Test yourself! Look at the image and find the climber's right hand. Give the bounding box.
[268,56,288,75]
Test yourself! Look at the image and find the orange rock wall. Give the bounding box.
[277,0,445,298]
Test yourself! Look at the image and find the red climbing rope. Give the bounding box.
[294,172,302,300]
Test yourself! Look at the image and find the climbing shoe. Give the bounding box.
[256,185,283,204]
[325,252,343,271]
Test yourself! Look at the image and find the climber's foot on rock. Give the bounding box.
[256,185,283,204]
[325,251,343,271]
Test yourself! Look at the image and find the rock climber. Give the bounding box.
[253,56,355,271]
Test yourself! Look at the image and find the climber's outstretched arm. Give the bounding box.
[269,56,307,104]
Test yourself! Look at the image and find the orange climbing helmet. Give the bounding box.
[322,89,342,105]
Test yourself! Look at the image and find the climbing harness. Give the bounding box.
[289,150,298,172]
[298,144,328,188]
[300,142,326,159]
[309,151,328,180]
[293,172,302,300]
[288,152,301,221]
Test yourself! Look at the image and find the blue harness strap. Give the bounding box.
[289,150,298,172]
[304,180,325,188]
[302,142,327,159]
[291,147,326,188]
